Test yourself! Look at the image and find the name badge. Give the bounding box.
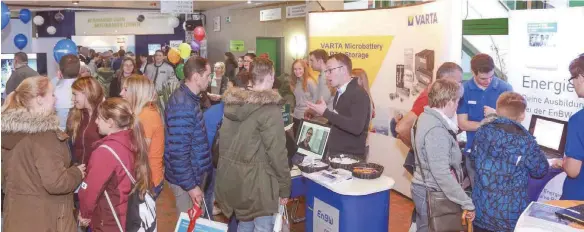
[468,100,477,105]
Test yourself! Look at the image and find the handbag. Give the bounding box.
[412,119,471,232]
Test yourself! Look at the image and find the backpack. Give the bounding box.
[101,145,157,232]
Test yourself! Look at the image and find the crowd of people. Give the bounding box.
[1,42,583,232]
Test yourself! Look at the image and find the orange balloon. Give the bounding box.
[168,48,181,64]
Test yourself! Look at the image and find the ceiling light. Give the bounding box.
[72,1,79,5]
[247,0,252,4]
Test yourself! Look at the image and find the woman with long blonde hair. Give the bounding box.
[2,76,85,232]
[290,59,318,134]
[67,76,105,165]
[78,97,152,231]
[120,74,165,199]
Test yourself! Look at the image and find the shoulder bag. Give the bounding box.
[412,119,472,232]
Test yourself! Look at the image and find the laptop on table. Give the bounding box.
[291,120,332,164]
[528,115,568,159]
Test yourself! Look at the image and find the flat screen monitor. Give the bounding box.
[148,44,161,56]
[296,120,331,160]
[1,54,38,94]
[528,115,567,156]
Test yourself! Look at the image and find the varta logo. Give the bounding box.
[408,12,438,26]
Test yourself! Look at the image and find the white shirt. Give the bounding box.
[54,78,76,130]
[335,80,351,106]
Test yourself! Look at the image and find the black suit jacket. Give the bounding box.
[323,78,371,156]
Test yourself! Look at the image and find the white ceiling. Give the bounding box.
[4,0,247,11]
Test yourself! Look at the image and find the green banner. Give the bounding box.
[230,40,245,52]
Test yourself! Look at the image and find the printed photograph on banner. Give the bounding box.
[370,107,396,136]
[528,23,557,47]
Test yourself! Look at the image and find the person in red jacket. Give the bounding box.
[78,97,152,231]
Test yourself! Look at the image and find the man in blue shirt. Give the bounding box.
[561,55,584,200]
[458,54,513,187]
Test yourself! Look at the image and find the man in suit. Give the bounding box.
[307,53,371,161]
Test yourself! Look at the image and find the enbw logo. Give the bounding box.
[317,210,334,225]
[407,12,438,26]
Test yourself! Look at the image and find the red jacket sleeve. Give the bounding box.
[78,146,117,219]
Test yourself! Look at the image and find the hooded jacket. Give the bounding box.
[79,130,135,232]
[1,109,83,232]
[97,67,115,97]
[214,87,291,221]
[470,117,549,231]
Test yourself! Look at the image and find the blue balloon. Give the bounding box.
[1,2,10,30]
[53,39,78,63]
[14,34,27,50]
[19,9,31,24]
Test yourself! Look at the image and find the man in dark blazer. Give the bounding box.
[307,53,371,160]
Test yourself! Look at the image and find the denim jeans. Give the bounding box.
[237,216,274,232]
[411,183,428,232]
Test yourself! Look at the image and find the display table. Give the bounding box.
[515,200,584,232]
[303,172,395,232]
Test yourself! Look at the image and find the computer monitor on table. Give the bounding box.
[296,120,331,161]
[528,115,568,158]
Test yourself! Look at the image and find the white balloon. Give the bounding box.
[47,26,56,35]
[33,15,44,26]
[182,21,186,31]
[168,17,179,28]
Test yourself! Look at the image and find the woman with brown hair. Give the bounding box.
[111,57,137,98]
[78,97,152,231]
[291,59,318,134]
[2,76,85,232]
[66,76,105,166]
[120,74,165,199]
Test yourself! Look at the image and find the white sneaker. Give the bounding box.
[213,205,222,216]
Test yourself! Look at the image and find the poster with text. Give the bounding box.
[508,8,584,129]
[308,0,462,196]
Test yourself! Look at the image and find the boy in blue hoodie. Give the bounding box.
[470,92,549,232]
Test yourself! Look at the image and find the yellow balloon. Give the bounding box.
[178,43,192,59]
[168,48,181,64]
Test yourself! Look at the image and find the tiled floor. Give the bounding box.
[157,182,414,232]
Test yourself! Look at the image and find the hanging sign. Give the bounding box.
[260,8,282,21]
[161,0,193,14]
[286,4,306,18]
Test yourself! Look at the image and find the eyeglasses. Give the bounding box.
[569,74,582,84]
[324,66,344,75]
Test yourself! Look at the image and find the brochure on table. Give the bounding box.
[515,202,581,232]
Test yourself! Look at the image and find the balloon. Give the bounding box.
[14,34,28,50]
[190,40,200,52]
[1,2,10,30]
[46,26,56,35]
[193,26,206,42]
[178,43,192,60]
[33,15,44,26]
[19,9,31,23]
[54,12,65,23]
[176,63,185,80]
[168,17,179,28]
[168,48,181,65]
[53,39,78,63]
